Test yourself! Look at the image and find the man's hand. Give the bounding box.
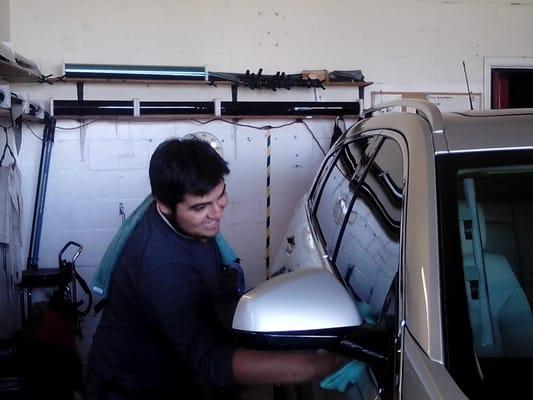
[232,349,347,385]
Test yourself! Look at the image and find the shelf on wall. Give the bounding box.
[58,63,372,103]
[58,76,373,87]
[0,109,43,122]
[0,59,42,83]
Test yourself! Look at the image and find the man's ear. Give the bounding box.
[156,200,173,215]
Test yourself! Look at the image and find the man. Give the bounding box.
[86,138,343,399]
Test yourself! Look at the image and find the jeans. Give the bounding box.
[84,366,241,400]
[84,366,181,400]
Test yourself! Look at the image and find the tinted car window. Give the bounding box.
[456,166,533,355]
[335,137,404,316]
[312,137,376,256]
[309,146,341,211]
[438,150,533,399]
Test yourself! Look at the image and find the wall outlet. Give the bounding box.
[0,84,11,109]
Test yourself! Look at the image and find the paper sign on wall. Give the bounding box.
[372,91,482,112]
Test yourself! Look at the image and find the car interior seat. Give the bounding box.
[482,202,520,273]
[458,202,533,358]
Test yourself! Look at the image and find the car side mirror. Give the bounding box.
[232,268,389,365]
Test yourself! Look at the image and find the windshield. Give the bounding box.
[438,150,533,398]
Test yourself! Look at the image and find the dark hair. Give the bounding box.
[149,138,229,208]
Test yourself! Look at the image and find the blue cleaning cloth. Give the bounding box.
[91,194,154,297]
[214,234,245,294]
[355,300,377,325]
[320,301,376,392]
[214,233,238,265]
[320,360,366,392]
[91,194,245,299]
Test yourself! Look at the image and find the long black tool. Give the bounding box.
[27,114,56,270]
[462,61,474,111]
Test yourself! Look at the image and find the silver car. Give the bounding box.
[232,99,533,399]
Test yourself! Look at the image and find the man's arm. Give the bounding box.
[232,348,346,385]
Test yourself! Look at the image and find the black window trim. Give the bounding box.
[309,134,371,214]
[331,136,386,261]
[308,135,382,259]
[334,132,406,399]
[309,130,408,268]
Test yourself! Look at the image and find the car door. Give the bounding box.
[305,130,407,400]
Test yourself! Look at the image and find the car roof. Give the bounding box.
[436,109,533,154]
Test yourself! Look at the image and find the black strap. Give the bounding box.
[93,298,108,315]
[59,259,93,317]
[73,269,92,316]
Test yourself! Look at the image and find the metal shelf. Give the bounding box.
[0,109,10,120]
[0,58,41,83]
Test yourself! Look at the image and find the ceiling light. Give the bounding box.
[63,63,207,81]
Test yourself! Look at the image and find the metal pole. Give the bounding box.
[26,115,56,269]
[265,130,272,279]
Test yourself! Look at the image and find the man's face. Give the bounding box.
[173,180,228,239]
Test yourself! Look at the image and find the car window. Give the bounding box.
[456,166,533,359]
[308,146,340,211]
[311,137,377,257]
[438,151,533,398]
[335,137,404,316]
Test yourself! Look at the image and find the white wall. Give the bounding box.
[0,0,10,41]
[1,115,337,360]
[3,0,533,361]
[8,0,533,95]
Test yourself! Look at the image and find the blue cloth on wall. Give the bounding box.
[214,234,245,294]
[91,195,154,297]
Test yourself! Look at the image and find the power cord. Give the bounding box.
[40,116,329,155]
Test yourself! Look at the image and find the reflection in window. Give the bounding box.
[335,138,404,316]
[309,149,340,210]
[315,158,355,257]
[337,137,374,180]
[457,166,533,359]
[313,137,374,256]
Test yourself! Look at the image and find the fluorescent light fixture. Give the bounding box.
[63,63,207,81]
